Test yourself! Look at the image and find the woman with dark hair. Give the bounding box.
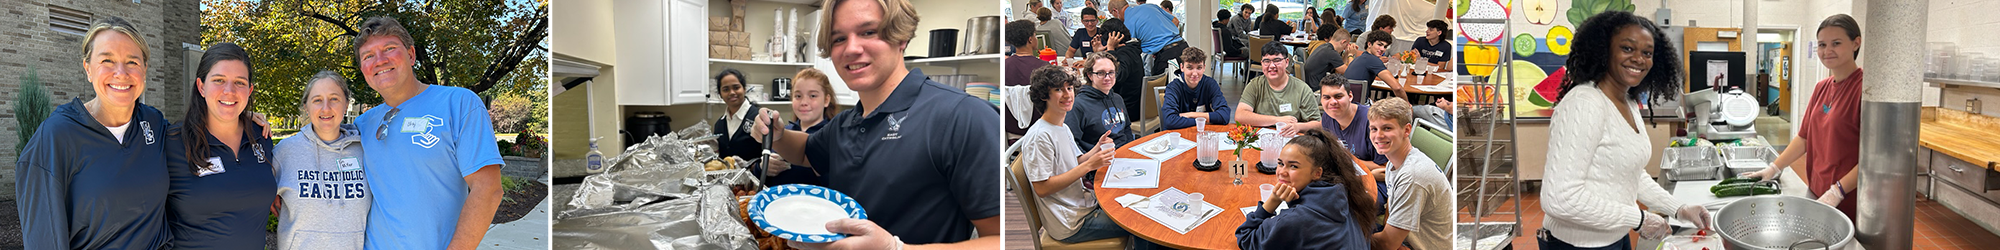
[711,68,765,174]
[1740,14,1864,219]
[1257,4,1293,37]
[1300,7,1320,35]
[17,16,175,249]
[163,42,278,249]
[1236,128,1377,250]
[1539,11,1706,250]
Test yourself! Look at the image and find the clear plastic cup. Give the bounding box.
[1259,184,1276,202]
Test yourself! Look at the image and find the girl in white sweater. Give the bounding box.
[1538,11,1711,249]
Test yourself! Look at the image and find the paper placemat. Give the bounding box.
[1129,187,1222,234]
[1101,159,1162,189]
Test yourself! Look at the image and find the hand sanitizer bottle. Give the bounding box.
[585,137,606,174]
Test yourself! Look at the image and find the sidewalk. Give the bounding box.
[479,174,552,249]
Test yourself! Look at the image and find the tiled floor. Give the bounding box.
[1460,189,2000,249]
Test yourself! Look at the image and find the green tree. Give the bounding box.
[201,0,549,125]
[15,65,51,154]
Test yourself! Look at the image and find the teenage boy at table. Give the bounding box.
[1364,98,1451,250]
[1066,7,1103,58]
[1236,43,1322,128]
[1303,24,1355,90]
[1066,52,1138,150]
[1410,20,1453,72]
[1021,65,1163,249]
[1344,31,1404,103]
[1160,47,1232,130]
[751,0,1000,248]
[1282,77,1388,206]
[1006,19,1052,142]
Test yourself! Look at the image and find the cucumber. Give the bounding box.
[1719,177,1762,185]
[1712,183,1780,197]
[1710,183,1759,193]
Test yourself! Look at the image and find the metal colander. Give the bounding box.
[1713,195,1854,250]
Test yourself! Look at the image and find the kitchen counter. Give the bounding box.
[1921,107,2000,169]
[1662,167,1813,212]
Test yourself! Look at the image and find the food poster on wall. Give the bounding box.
[1455,0,1632,119]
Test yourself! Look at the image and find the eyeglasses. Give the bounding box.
[1261,58,1287,63]
[375,107,400,140]
[1091,71,1117,77]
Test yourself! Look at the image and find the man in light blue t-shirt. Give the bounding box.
[351,16,506,250]
[1112,0,1187,75]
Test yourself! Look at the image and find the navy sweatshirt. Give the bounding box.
[1161,76,1235,130]
[16,98,173,250]
[1236,181,1373,250]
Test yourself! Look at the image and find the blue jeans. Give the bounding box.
[1537,228,1632,250]
[1055,209,1163,250]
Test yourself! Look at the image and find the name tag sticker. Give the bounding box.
[401,117,428,133]
[197,157,227,177]
[339,157,361,171]
[1278,103,1294,113]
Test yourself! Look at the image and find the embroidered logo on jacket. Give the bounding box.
[141,121,155,145]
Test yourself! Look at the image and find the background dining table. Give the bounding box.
[1092,126,1281,250]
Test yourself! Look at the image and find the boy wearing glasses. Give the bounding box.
[1235,43,1322,128]
[1159,47,1230,130]
[1065,51,1136,150]
[1065,7,1101,58]
[350,16,504,250]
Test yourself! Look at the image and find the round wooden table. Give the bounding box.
[1369,74,1454,104]
[1093,126,1280,250]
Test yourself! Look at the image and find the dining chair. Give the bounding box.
[1010,158,1128,250]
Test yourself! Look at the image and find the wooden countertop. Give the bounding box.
[1920,107,2000,169]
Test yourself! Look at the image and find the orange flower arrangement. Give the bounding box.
[1395,50,1423,65]
[1227,122,1262,156]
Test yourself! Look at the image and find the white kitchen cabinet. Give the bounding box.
[613,0,711,106]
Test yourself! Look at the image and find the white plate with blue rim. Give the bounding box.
[749,184,869,243]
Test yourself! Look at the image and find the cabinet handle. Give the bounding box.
[1951,165,1965,174]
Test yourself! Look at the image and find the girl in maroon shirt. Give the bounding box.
[1741,14,1863,219]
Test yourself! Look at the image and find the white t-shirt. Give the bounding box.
[1385,147,1451,250]
[1021,119,1095,240]
[106,122,129,143]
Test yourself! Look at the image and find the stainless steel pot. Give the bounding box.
[1713,195,1854,250]
[960,15,1001,55]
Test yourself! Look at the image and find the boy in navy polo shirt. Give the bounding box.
[751,0,1002,249]
[350,17,505,250]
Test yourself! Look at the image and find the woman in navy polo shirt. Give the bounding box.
[16,17,175,249]
[162,42,278,249]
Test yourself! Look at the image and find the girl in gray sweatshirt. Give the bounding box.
[271,71,371,249]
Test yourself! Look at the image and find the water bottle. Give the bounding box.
[585,137,607,174]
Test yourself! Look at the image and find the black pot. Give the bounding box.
[929,29,959,58]
[623,112,671,147]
